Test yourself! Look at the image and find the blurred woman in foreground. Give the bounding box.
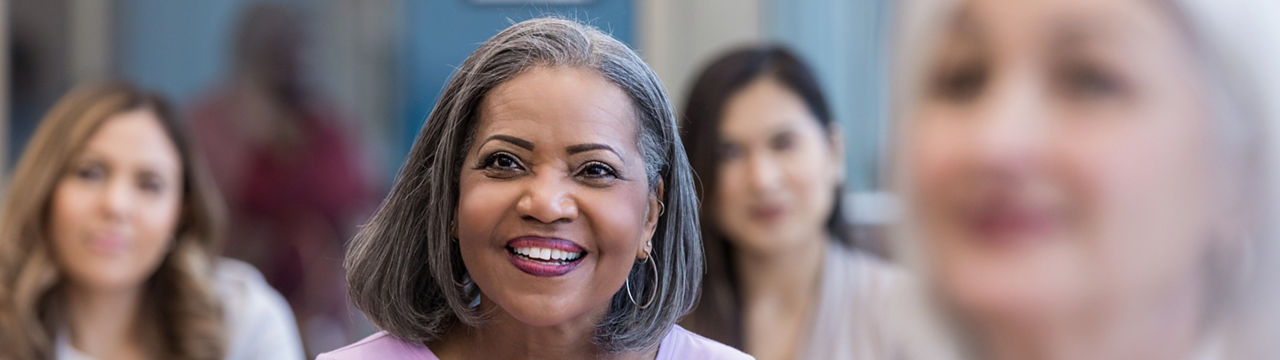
[893,0,1280,358]
[0,83,302,359]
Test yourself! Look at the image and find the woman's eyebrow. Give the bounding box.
[566,143,624,162]
[480,134,534,150]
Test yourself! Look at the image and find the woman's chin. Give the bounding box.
[489,295,597,329]
[944,270,1090,329]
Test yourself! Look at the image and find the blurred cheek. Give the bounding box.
[906,109,968,208]
[1055,113,1212,300]
[782,141,839,231]
[713,160,751,232]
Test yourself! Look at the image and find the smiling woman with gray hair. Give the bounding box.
[317,17,748,360]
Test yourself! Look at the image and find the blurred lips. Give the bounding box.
[964,197,1058,247]
[505,236,588,277]
[749,203,786,223]
[86,232,129,256]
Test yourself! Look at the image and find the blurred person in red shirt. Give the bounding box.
[188,4,375,355]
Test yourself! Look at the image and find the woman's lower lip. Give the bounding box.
[968,211,1054,246]
[87,236,129,256]
[506,251,584,277]
[750,207,785,222]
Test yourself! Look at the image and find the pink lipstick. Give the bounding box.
[505,236,587,277]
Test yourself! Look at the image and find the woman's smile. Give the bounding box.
[505,236,589,277]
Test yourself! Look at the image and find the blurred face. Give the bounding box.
[50,109,183,293]
[456,66,662,328]
[715,77,843,254]
[907,0,1222,326]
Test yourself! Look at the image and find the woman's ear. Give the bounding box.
[638,178,665,260]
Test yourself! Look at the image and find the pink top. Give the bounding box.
[317,325,751,360]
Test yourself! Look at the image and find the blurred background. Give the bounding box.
[1,0,891,356]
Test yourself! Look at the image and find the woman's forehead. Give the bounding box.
[945,0,1185,45]
[473,66,642,156]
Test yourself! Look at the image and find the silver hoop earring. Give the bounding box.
[625,255,659,309]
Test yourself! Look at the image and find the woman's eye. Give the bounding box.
[1057,64,1124,101]
[770,132,795,152]
[74,165,106,182]
[578,162,617,179]
[931,63,988,103]
[719,143,744,162]
[138,176,165,194]
[483,152,524,171]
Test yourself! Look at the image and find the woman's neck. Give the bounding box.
[434,304,657,360]
[977,273,1206,360]
[65,284,150,359]
[735,231,827,309]
[734,231,828,359]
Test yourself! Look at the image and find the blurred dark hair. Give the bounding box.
[680,44,853,349]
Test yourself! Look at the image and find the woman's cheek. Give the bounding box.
[137,198,181,268]
[580,187,649,256]
[456,174,513,240]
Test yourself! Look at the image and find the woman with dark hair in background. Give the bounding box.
[0,83,302,359]
[681,45,904,360]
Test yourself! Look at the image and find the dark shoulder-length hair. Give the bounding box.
[0,83,227,359]
[680,44,857,348]
[344,17,703,353]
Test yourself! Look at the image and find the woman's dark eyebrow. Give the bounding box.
[480,134,534,150]
[566,143,623,162]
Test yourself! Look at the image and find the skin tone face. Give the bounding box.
[714,76,844,255]
[48,109,184,359]
[444,66,662,358]
[50,109,183,294]
[906,0,1227,358]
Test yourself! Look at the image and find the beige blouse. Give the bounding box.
[797,243,907,360]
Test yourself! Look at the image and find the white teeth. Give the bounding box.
[513,246,583,262]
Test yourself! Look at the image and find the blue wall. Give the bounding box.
[768,0,889,191]
[115,0,251,105]
[399,0,634,159]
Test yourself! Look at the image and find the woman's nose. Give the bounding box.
[516,171,579,224]
[745,152,784,193]
[972,72,1049,171]
[99,177,134,222]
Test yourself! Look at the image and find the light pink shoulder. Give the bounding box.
[316,331,438,360]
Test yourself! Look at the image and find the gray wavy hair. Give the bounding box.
[343,17,703,353]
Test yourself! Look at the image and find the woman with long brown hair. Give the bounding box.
[0,83,302,359]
